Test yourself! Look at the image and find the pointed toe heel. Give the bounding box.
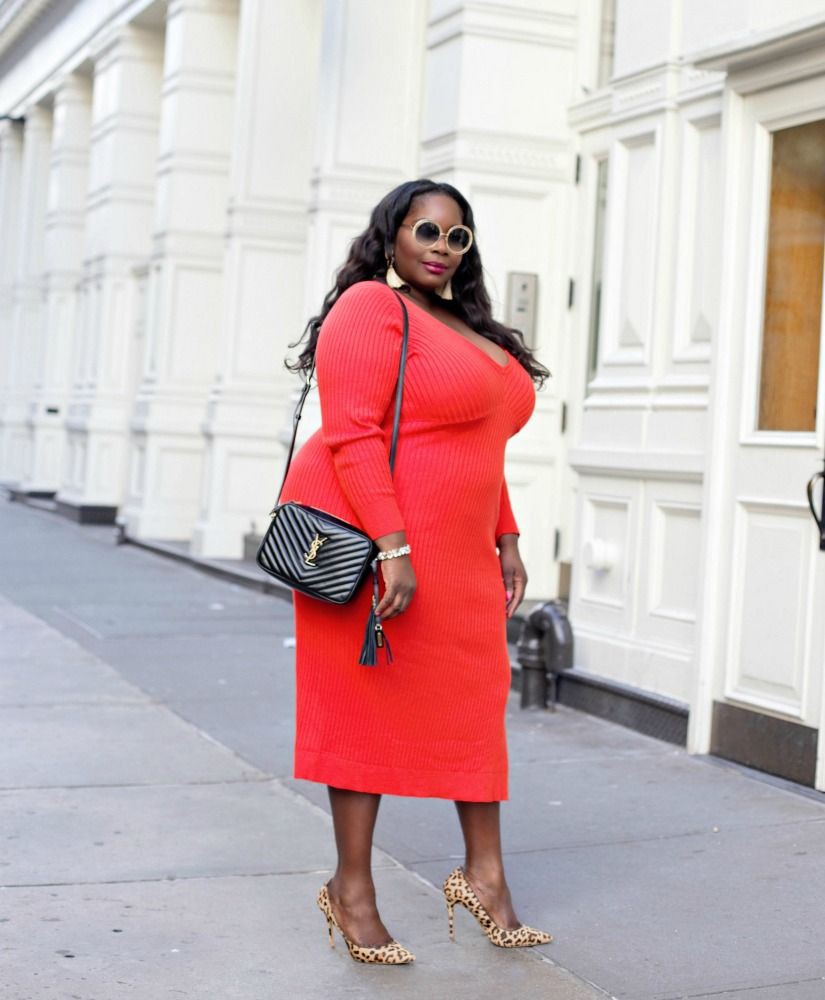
[442,867,553,948]
[316,884,415,965]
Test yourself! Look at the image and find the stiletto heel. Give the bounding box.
[442,867,553,948]
[316,884,415,964]
[446,898,455,941]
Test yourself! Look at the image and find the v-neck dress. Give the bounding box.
[278,279,536,801]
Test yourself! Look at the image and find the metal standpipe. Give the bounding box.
[516,600,574,710]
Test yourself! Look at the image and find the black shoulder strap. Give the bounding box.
[272,289,410,510]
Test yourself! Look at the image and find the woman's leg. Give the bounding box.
[454,800,521,928]
[326,785,393,946]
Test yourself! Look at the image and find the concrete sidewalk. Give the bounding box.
[2,497,825,999]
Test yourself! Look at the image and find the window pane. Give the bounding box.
[758,119,825,432]
[597,0,616,89]
[587,157,609,386]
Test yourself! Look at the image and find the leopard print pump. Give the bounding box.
[316,884,415,964]
[442,867,553,948]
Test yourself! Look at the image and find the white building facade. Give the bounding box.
[2,0,824,791]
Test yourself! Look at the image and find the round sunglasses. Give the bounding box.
[403,218,474,255]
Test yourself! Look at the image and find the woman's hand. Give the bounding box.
[375,556,416,620]
[373,531,416,620]
[498,534,527,618]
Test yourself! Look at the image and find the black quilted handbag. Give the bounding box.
[256,289,410,665]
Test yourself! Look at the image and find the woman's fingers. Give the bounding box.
[378,599,404,621]
[375,590,397,618]
[376,594,408,619]
[375,585,411,619]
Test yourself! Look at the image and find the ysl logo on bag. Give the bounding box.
[304,533,328,567]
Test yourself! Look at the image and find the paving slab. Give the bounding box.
[50,598,281,640]
[0,653,145,706]
[1,779,403,886]
[0,701,263,788]
[659,982,825,1000]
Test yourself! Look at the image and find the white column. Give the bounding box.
[190,0,423,558]
[22,74,92,495]
[305,0,426,308]
[421,0,576,599]
[0,104,53,490]
[0,119,24,483]
[56,24,164,522]
[119,0,239,541]
[190,0,324,557]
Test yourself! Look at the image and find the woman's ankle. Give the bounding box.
[463,861,507,890]
[328,871,377,903]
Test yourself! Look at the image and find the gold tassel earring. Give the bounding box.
[435,278,453,300]
[386,255,409,290]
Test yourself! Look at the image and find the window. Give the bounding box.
[587,157,609,386]
[758,119,825,432]
[597,0,615,89]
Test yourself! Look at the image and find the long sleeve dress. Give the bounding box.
[278,279,536,801]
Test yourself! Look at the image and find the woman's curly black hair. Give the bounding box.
[285,178,550,388]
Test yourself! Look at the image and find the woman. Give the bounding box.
[281,179,551,965]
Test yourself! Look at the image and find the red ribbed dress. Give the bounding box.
[279,280,536,801]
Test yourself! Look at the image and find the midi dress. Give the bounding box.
[279,279,536,801]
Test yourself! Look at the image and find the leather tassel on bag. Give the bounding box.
[359,563,394,666]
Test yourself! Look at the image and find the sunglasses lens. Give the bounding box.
[447,227,472,253]
[414,221,441,247]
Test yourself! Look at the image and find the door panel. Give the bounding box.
[726,500,817,716]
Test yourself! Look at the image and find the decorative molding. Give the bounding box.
[150,231,225,261]
[569,63,724,134]
[166,0,237,16]
[677,65,726,102]
[427,1,576,51]
[613,76,667,113]
[687,13,825,75]
[225,202,308,244]
[421,128,570,181]
[568,448,704,482]
[0,0,56,62]
[308,170,406,216]
[89,111,161,139]
[155,150,232,176]
[567,89,612,131]
[160,67,236,97]
[581,374,676,403]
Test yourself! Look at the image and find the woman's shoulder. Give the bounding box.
[334,279,398,311]
[323,280,403,333]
